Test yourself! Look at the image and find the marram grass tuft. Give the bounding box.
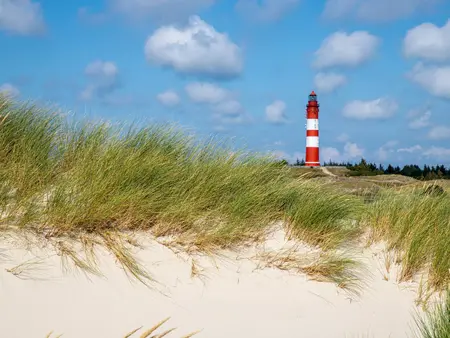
[0,96,363,286]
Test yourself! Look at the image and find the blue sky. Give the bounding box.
[1,0,450,166]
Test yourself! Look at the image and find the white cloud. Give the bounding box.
[212,125,228,133]
[313,31,380,69]
[408,63,450,99]
[0,0,45,35]
[376,140,398,161]
[235,0,299,22]
[213,100,243,116]
[85,60,118,77]
[185,82,229,104]
[408,109,431,129]
[422,146,450,161]
[403,19,450,61]
[145,16,243,79]
[110,0,213,22]
[336,133,350,142]
[383,140,399,148]
[186,82,246,120]
[397,145,422,153]
[344,141,364,158]
[343,98,398,120]
[215,112,253,126]
[0,83,20,98]
[375,148,390,161]
[428,126,450,140]
[271,150,305,163]
[265,100,287,124]
[80,60,120,101]
[321,147,341,162]
[313,72,347,93]
[157,90,180,107]
[322,0,440,22]
[322,142,364,162]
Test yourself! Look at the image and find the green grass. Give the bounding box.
[1,95,450,338]
[413,290,450,338]
[0,95,363,286]
[364,186,450,293]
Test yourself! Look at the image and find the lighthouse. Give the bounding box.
[305,91,320,167]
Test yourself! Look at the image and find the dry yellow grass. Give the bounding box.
[45,317,201,338]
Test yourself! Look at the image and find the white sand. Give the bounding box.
[0,229,424,338]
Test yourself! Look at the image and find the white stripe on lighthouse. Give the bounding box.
[306,136,319,147]
[306,119,319,130]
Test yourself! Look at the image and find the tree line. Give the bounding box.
[291,158,450,180]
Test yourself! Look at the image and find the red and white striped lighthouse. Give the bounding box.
[305,91,320,167]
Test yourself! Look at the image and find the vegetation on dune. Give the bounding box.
[364,186,450,294]
[296,157,450,180]
[413,290,450,338]
[1,95,450,338]
[1,96,449,335]
[0,96,362,285]
[46,317,201,338]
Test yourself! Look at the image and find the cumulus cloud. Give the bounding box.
[322,141,364,162]
[110,0,214,22]
[157,90,180,107]
[274,140,284,146]
[0,0,45,35]
[144,16,243,79]
[214,112,253,127]
[322,0,440,22]
[376,140,398,161]
[397,145,422,153]
[265,100,287,124]
[213,100,243,116]
[408,63,450,99]
[321,147,341,163]
[313,31,380,69]
[403,19,450,61]
[271,150,305,164]
[186,82,246,119]
[313,72,347,93]
[0,83,20,98]
[343,141,364,158]
[80,60,120,101]
[185,82,229,104]
[422,146,450,161]
[336,133,350,142]
[343,98,398,120]
[235,0,299,22]
[428,126,450,140]
[408,109,431,129]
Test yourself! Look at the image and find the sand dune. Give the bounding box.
[0,229,425,338]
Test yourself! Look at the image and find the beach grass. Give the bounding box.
[0,95,363,286]
[2,95,450,338]
[364,186,450,293]
[413,290,450,338]
[45,317,201,338]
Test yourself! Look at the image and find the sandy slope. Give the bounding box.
[0,229,423,338]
